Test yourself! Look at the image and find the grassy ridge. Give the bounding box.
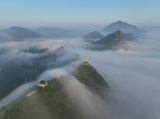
[73,62,109,92]
[0,62,109,119]
[0,79,76,119]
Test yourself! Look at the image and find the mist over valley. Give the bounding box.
[0,20,160,119]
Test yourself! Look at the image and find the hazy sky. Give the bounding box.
[0,0,160,29]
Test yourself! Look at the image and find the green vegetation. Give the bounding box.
[0,79,77,119]
[0,62,109,119]
[73,62,109,93]
[39,80,47,84]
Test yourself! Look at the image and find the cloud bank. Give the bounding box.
[0,31,160,119]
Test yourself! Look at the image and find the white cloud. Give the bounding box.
[0,31,160,119]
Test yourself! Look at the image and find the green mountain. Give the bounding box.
[0,45,65,100]
[89,30,137,50]
[0,62,109,119]
[103,21,145,37]
[83,31,104,41]
[73,62,109,93]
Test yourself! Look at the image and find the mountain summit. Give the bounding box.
[102,21,145,37]
[83,31,104,41]
[89,30,137,50]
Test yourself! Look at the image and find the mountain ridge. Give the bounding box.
[33,27,78,38]
[0,26,43,41]
[103,21,145,37]
[88,30,137,50]
[0,62,110,119]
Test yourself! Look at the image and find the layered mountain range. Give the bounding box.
[88,30,137,50]
[0,21,144,42]
[0,27,43,41]
[33,27,75,38]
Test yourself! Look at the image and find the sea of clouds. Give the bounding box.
[0,31,160,119]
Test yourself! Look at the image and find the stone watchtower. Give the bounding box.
[38,80,48,87]
[83,61,89,66]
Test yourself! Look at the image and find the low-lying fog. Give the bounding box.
[0,31,160,119]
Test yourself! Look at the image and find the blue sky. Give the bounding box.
[0,0,160,29]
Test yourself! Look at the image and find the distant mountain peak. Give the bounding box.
[114,30,123,33]
[83,31,104,41]
[33,27,76,38]
[0,26,43,41]
[115,20,127,24]
[73,61,109,91]
[89,30,137,50]
[111,21,125,25]
[103,21,145,37]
